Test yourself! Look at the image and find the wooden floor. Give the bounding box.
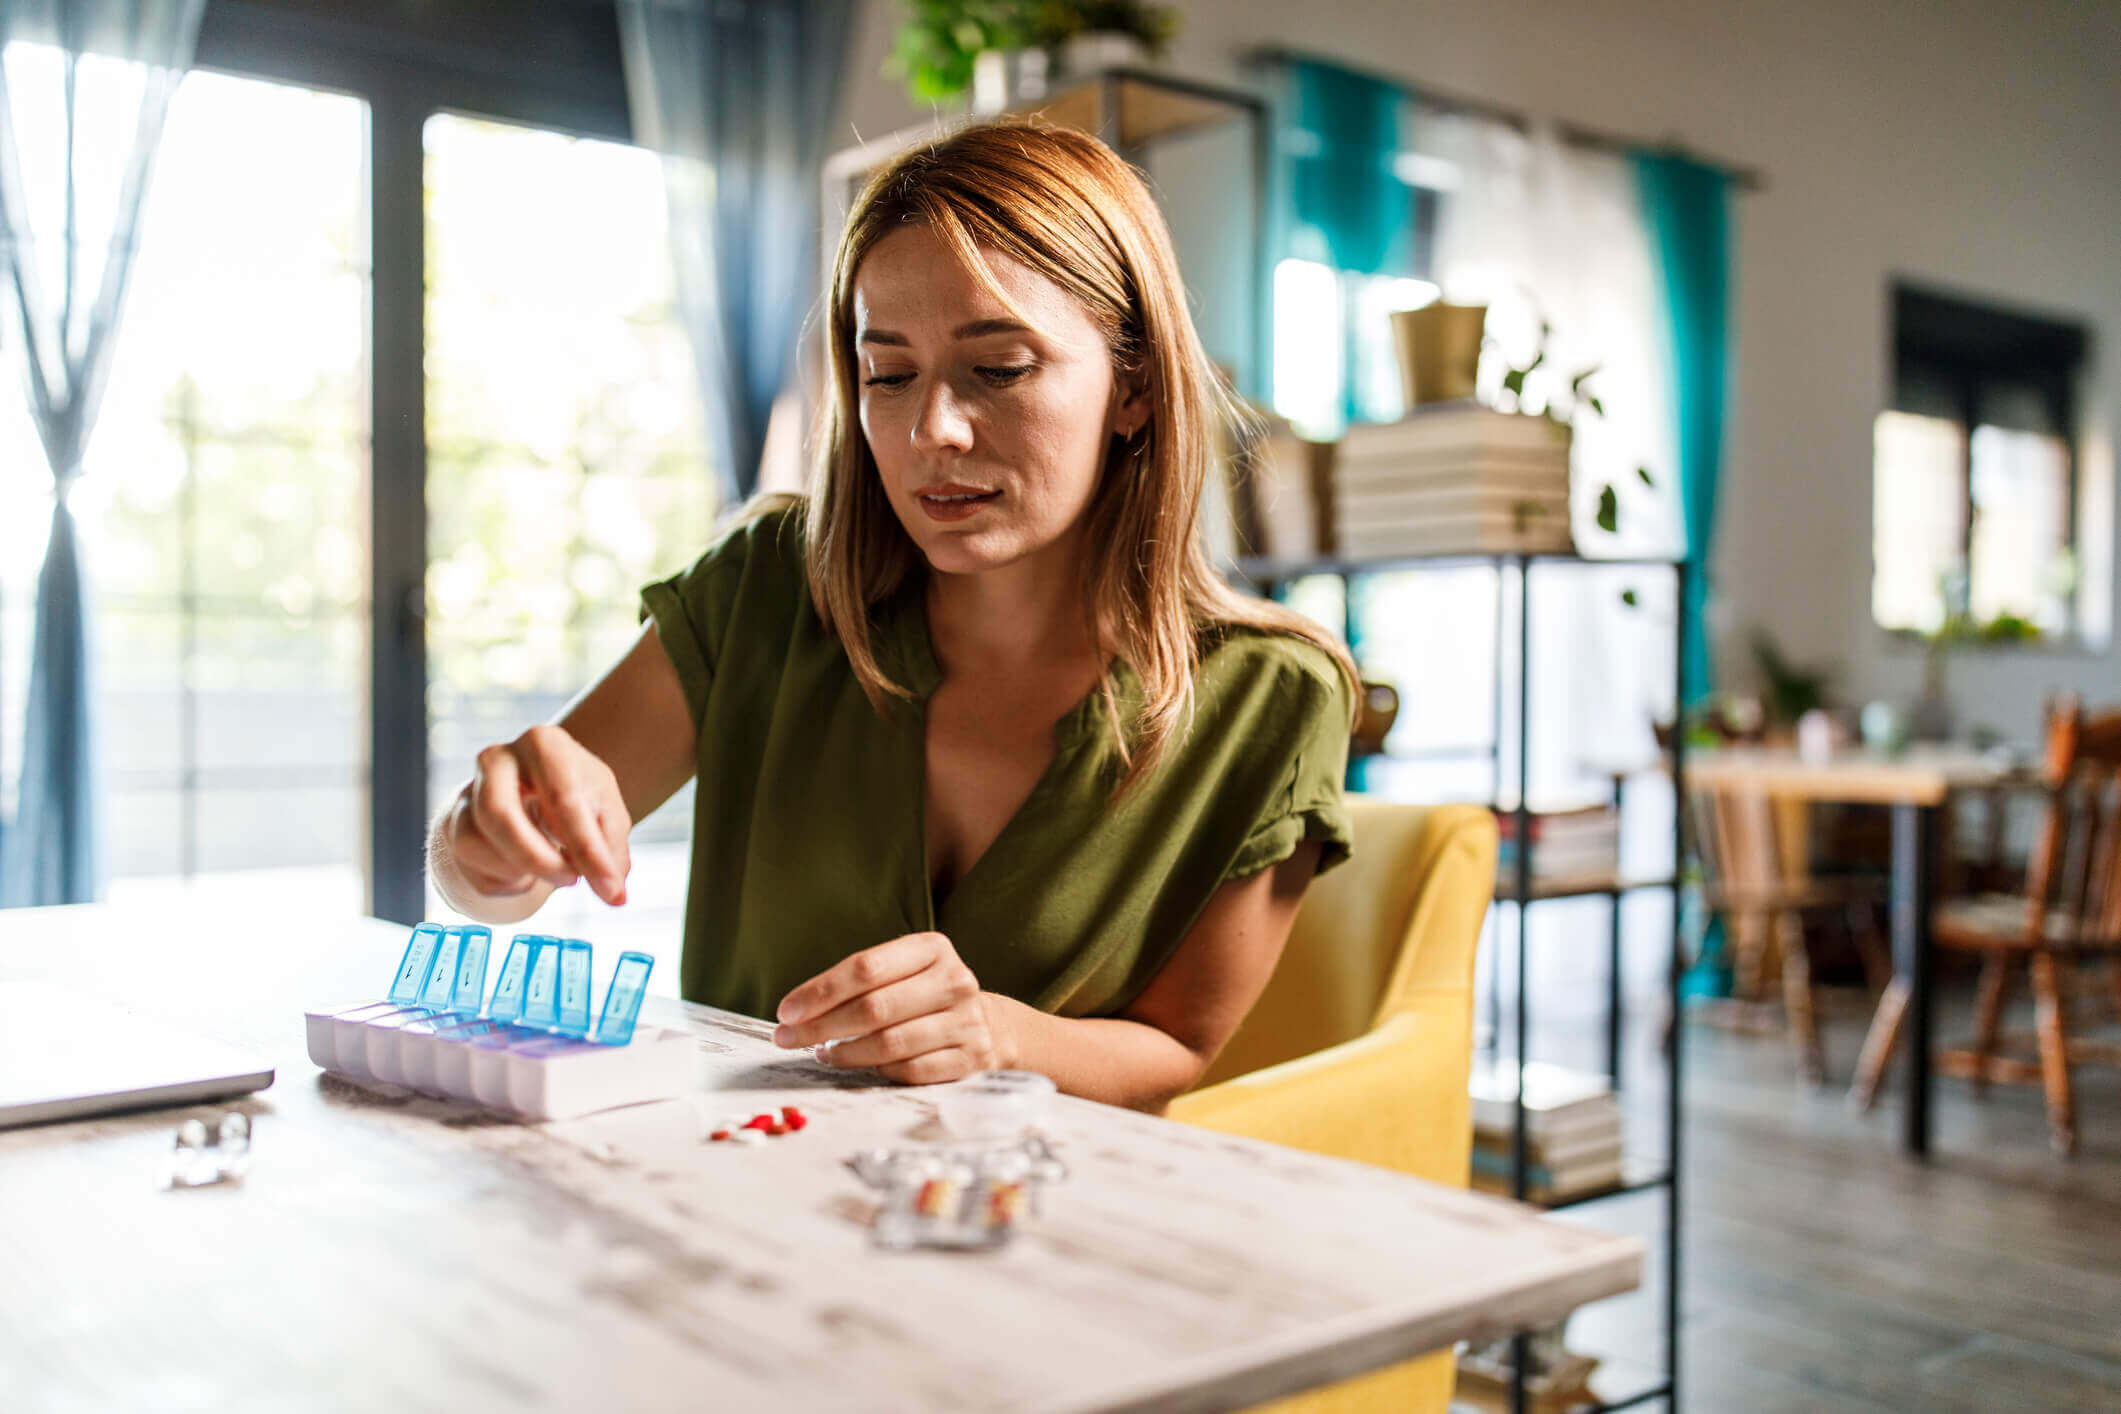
[1501,984,2121,1413]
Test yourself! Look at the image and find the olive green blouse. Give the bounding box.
[639,504,1352,1022]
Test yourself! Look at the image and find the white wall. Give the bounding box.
[831,0,2121,741]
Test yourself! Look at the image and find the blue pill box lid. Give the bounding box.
[592,952,654,1046]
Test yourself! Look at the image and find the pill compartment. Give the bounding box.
[365,1008,445,1087]
[398,1014,480,1095]
[305,1001,393,1073]
[430,1018,499,1098]
[330,1004,426,1079]
[500,1027,695,1121]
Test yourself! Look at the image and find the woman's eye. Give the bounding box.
[863,371,915,388]
[976,364,1034,386]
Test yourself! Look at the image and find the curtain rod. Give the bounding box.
[1244,46,1767,194]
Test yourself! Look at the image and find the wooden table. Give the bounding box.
[0,903,1640,1413]
[1688,746,2021,1157]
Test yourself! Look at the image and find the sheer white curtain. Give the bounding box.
[0,0,204,904]
[1432,114,1677,801]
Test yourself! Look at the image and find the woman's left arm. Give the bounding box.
[995,841,1322,1113]
[771,842,1322,1114]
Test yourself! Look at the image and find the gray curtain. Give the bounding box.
[616,0,854,505]
[0,0,204,906]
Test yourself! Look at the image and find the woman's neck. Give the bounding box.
[924,529,1104,677]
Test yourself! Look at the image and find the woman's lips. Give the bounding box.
[916,485,1001,522]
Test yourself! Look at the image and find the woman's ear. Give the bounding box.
[1110,376,1151,440]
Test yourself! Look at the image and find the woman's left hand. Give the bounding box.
[771,932,1013,1084]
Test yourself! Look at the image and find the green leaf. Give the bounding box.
[1622,588,1640,607]
[1569,365,1602,394]
[1596,484,1619,534]
[1502,368,1527,399]
[1586,395,1605,417]
[1637,465,1655,487]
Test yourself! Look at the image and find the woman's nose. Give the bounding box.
[910,381,975,454]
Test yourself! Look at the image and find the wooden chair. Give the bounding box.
[1688,783,1889,1083]
[1853,698,2121,1154]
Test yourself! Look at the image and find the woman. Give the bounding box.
[428,122,1356,1115]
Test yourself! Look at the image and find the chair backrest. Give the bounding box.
[1192,799,1498,1090]
[2026,697,2121,945]
[1688,784,1809,900]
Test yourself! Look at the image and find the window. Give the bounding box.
[1873,285,2090,639]
[1271,185,1443,439]
[422,112,716,937]
[0,64,369,903]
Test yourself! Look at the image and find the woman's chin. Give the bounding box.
[916,532,1014,577]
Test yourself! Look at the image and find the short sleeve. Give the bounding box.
[638,501,804,732]
[1223,648,1355,884]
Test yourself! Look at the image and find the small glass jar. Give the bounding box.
[935,1069,1056,1139]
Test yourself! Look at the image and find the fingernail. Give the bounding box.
[772,1025,793,1047]
[776,999,799,1023]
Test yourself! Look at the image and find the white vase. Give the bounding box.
[971,47,1050,114]
[1058,30,1152,80]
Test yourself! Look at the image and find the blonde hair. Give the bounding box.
[804,119,1355,787]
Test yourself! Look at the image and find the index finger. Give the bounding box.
[515,739,629,902]
[776,932,949,1025]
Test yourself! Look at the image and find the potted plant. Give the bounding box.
[885,0,1180,108]
[886,0,1028,106]
[1911,566,2040,741]
[1749,628,1836,737]
[1486,314,1657,547]
[1037,1,1181,80]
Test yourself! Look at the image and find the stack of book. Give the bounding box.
[1331,404,1573,559]
[1468,1059,1624,1204]
[1455,1336,1600,1414]
[1454,1345,1600,1414]
[1494,804,1621,893]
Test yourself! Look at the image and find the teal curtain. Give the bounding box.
[1280,57,1410,276]
[1273,57,1413,431]
[1632,151,1731,710]
[1635,150,1735,997]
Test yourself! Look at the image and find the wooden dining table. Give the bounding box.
[1688,745,2026,1157]
[0,901,1641,1413]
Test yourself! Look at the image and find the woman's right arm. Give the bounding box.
[427,620,699,924]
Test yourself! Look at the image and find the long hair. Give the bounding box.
[805,119,1356,788]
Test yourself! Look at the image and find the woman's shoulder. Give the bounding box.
[705,493,810,574]
[661,494,810,604]
[641,495,813,680]
[1195,622,1350,705]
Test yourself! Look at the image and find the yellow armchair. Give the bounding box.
[1166,799,1498,1414]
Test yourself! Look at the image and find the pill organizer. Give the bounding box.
[305,924,693,1121]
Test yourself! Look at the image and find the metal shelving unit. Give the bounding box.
[1242,551,1687,1414]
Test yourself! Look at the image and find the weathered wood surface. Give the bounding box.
[0,903,1639,1413]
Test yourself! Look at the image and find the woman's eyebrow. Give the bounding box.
[857,318,1032,347]
[951,318,1032,339]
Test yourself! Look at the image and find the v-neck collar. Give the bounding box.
[879,581,1140,920]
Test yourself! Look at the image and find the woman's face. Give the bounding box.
[852,223,1143,579]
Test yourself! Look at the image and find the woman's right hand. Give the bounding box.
[439,724,633,908]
